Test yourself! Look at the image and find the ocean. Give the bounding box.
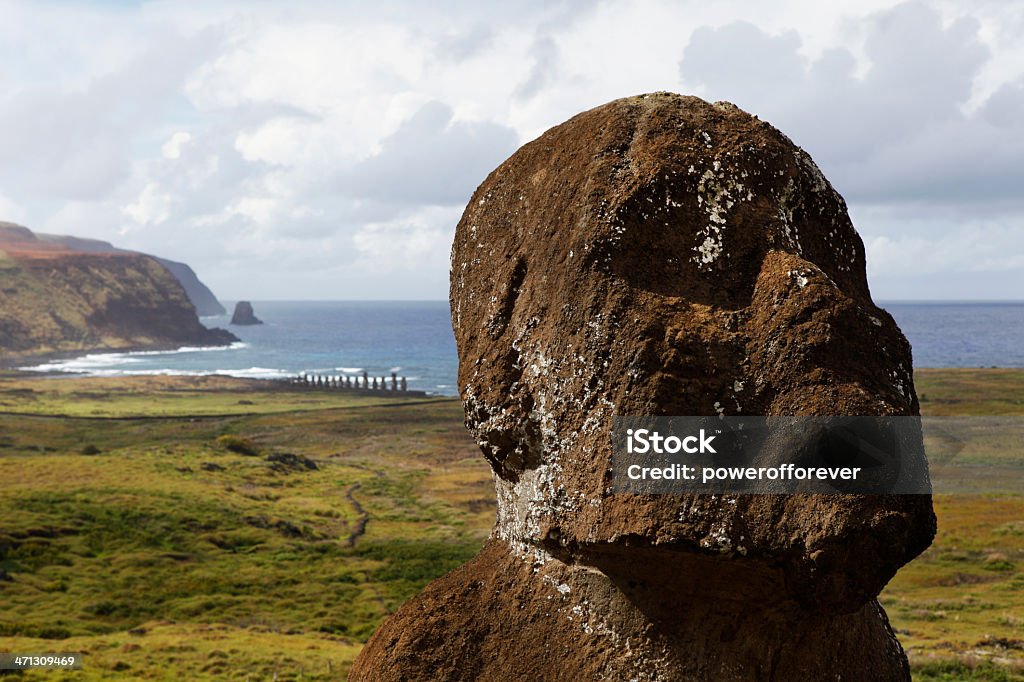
[883,302,1024,368]
[20,301,458,395]
[19,301,1024,396]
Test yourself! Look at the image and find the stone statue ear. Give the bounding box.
[481,257,527,340]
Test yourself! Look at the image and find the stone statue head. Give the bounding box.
[450,93,934,609]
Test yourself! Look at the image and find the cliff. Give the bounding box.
[35,232,227,316]
[0,223,237,359]
[152,258,226,317]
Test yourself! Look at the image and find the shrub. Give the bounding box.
[215,434,259,456]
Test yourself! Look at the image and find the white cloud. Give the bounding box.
[867,226,1024,276]
[343,101,519,207]
[352,206,460,273]
[162,132,192,160]
[230,196,278,225]
[122,182,171,227]
[0,192,27,224]
[678,3,1017,207]
[0,0,1021,299]
[42,201,124,244]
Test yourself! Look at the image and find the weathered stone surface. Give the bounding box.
[350,93,935,680]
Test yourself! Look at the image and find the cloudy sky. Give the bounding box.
[0,0,1021,300]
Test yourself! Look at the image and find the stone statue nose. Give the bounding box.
[757,417,907,494]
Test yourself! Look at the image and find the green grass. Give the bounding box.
[0,370,1021,679]
[0,374,430,417]
[913,660,1024,681]
[879,369,1024,680]
[917,369,1024,416]
[0,376,492,680]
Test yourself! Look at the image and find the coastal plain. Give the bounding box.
[0,369,1021,680]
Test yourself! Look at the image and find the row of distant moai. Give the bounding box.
[293,371,407,392]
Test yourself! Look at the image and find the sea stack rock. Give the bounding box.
[350,93,936,680]
[230,301,262,326]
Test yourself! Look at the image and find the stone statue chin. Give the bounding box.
[350,93,935,681]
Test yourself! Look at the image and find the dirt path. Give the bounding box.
[345,482,369,547]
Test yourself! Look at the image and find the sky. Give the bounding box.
[0,0,1022,301]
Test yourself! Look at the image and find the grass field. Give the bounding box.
[883,370,1024,681]
[0,375,491,680]
[0,374,433,417]
[0,369,1021,680]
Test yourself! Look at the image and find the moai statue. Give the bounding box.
[350,93,935,682]
[400,377,407,391]
[391,372,399,391]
